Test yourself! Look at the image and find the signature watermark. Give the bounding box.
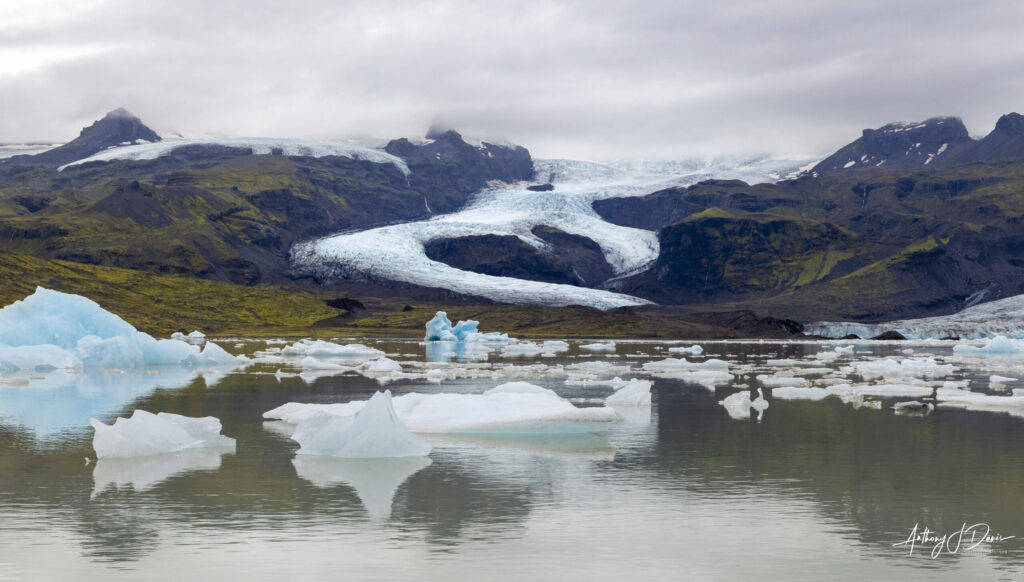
[893,523,1016,558]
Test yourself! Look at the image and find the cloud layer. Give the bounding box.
[1,0,1022,158]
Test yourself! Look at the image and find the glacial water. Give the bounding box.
[2,339,1024,581]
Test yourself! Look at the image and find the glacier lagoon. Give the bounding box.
[3,338,1024,580]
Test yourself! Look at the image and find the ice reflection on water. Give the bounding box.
[1,339,1023,580]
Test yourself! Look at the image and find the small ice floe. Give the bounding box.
[952,336,1023,358]
[360,357,403,373]
[280,339,385,359]
[851,358,954,380]
[290,391,432,458]
[719,388,768,421]
[757,374,809,387]
[770,386,831,401]
[580,342,616,352]
[812,345,855,362]
[265,382,619,434]
[990,375,1018,390]
[424,311,511,342]
[90,410,235,459]
[642,358,733,389]
[893,400,934,415]
[668,345,703,355]
[292,455,432,519]
[501,340,569,358]
[826,383,934,404]
[936,388,1024,418]
[605,379,652,407]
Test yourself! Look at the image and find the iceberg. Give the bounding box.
[0,288,245,372]
[424,311,512,342]
[580,342,616,352]
[605,379,652,407]
[719,388,769,420]
[668,345,703,355]
[289,391,432,458]
[265,382,619,434]
[952,336,1023,357]
[280,339,385,359]
[936,388,1024,418]
[851,358,954,380]
[770,386,831,401]
[90,410,235,459]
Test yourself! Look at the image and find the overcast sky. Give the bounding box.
[1,0,1022,159]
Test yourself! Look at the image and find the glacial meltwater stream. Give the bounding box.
[2,339,1024,581]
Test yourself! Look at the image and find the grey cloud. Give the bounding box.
[1,0,1022,159]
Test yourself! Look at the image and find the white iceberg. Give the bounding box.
[280,339,385,359]
[852,358,954,380]
[770,386,831,401]
[719,388,769,420]
[0,288,245,372]
[360,357,403,373]
[668,344,703,355]
[952,336,1023,357]
[605,379,652,407]
[290,391,431,458]
[265,382,619,434]
[424,311,512,342]
[580,342,616,352]
[936,388,1024,418]
[90,410,235,459]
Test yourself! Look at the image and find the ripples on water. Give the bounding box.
[2,339,1024,581]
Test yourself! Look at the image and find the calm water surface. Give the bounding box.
[2,340,1023,581]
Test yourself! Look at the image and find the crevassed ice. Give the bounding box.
[57,137,410,175]
[808,294,1024,340]
[293,157,810,310]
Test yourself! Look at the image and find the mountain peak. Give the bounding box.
[7,108,161,167]
[811,116,972,174]
[993,112,1024,134]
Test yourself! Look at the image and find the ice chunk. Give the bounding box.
[281,339,385,359]
[361,357,403,373]
[990,375,1017,390]
[719,388,768,420]
[424,311,512,342]
[668,344,703,355]
[290,391,431,458]
[770,386,830,400]
[0,288,244,371]
[605,379,652,407]
[853,358,954,380]
[580,342,616,352]
[936,388,1024,417]
[90,410,235,459]
[757,374,809,387]
[953,336,1023,357]
[265,382,619,434]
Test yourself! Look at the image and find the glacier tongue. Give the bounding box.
[292,157,808,310]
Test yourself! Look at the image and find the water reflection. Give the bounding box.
[93,447,235,496]
[293,456,432,519]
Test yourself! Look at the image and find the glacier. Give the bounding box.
[292,156,811,309]
[808,293,1024,339]
[90,410,235,459]
[57,137,410,175]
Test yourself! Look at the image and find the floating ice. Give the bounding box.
[280,339,385,359]
[757,374,809,387]
[290,391,432,458]
[90,410,235,459]
[580,342,616,352]
[936,388,1024,417]
[668,345,703,355]
[952,336,1023,357]
[990,375,1017,390]
[501,340,569,357]
[642,357,733,388]
[424,311,511,342]
[826,383,934,400]
[361,358,403,373]
[770,386,831,400]
[720,388,768,420]
[851,358,954,380]
[265,381,619,434]
[605,379,652,407]
[0,288,245,372]
[893,400,934,414]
